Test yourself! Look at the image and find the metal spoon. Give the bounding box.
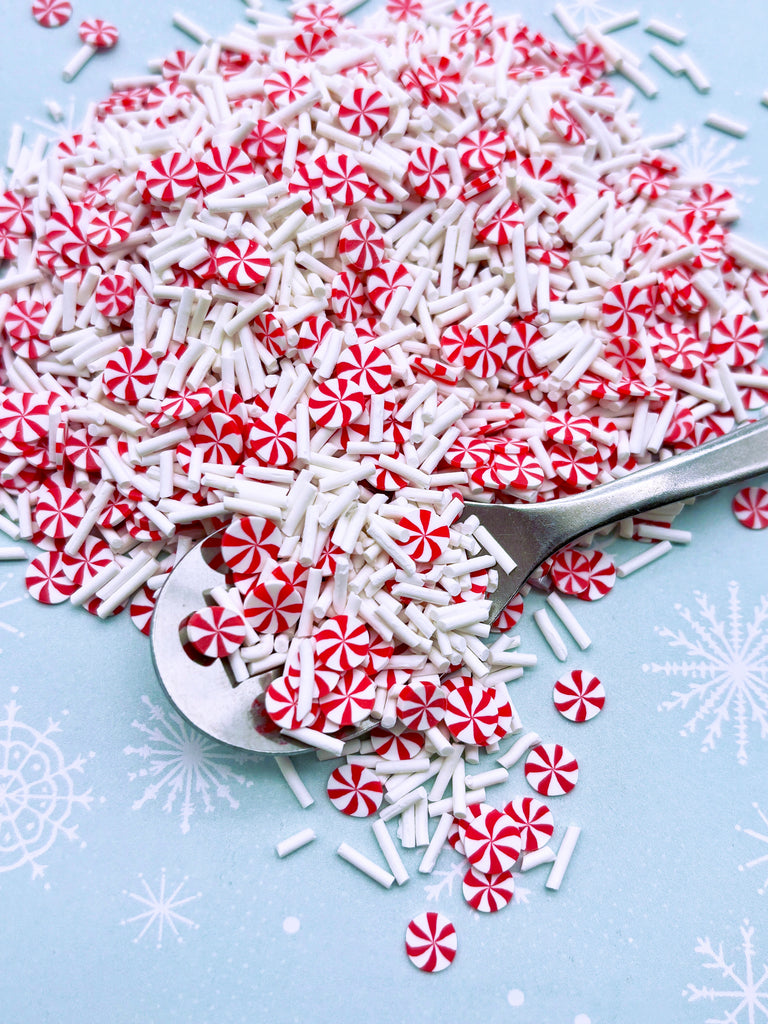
[151,416,768,754]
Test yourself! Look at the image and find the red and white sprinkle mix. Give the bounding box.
[4,0,768,973]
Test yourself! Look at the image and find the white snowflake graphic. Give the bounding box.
[124,695,256,834]
[674,127,758,203]
[684,919,768,1022]
[0,572,26,654]
[0,700,93,879]
[737,803,768,896]
[556,0,621,28]
[121,868,201,947]
[644,582,768,765]
[423,854,531,907]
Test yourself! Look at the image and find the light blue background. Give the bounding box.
[1,2,767,1022]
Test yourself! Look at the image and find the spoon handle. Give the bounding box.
[538,415,768,546]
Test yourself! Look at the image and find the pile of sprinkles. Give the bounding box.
[3,0,768,972]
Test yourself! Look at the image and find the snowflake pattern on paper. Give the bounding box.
[684,920,768,1022]
[645,582,768,765]
[121,868,201,947]
[0,700,93,879]
[737,803,768,896]
[556,0,621,29]
[124,695,256,834]
[0,572,26,655]
[674,127,758,203]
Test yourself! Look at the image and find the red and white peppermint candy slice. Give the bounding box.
[252,311,287,358]
[243,119,286,163]
[493,449,544,492]
[366,260,413,313]
[553,669,605,722]
[369,727,425,760]
[650,323,706,374]
[318,153,370,205]
[4,300,49,358]
[405,912,457,973]
[443,683,499,745]
[549,548,591,596]
[63,427,102,472]
[326,763,383,817]
[338,218,385,273]
[445,435,492,470]
[308,378,365,430]
[492,593,524,633]
[86,207,132,250]
[189,412,244,465]
[457,129,507,171]
[577,550,616,601]
[196,145,253,194]
[0,190,32,234]
[503,796,554,853]
[549,443,600,488]
[525,742,579,796]
[451,0,493,43]
[244,574,303,633]
[102,346,159,403]
[150,387,214,428]
[462,867,515,913]
[603,335,645,377]
[79,17,118,47]
[732,486,768,529]
[94,271,134,319]
[315,614,370,672]
[33,480,86,539]
[130,584,157,636]
[396,681,447,731]
[186,605,247,658]
[246,411,297,466]
[263,68,312,107]
[138,150,198,204]
[476,201,523,246]
[338,87,390,137]
[462,806,522,875]
[336,342,392,395]
[0,391,51,449]
[544,410,592,446]
[26,551,76,604]
[506,320,542,378]
[386,0,423,20]
[32,0,72,27]
[318,668,375,727]
[407,145,451,200]
[264,674,317,731]
[709,313,764,367]
[629,161,671,200]
[397,508,450,563]
[549,100,587,145]
[462,325,509,376]
[221,516,280,575]
[601,282,653,336]
[330,269,366,321]
[61,536,112,586]
[286,29,332,62]
[215,238,270,288]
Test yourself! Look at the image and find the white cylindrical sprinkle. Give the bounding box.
[451,759,467,819]
[418,812,454,874]
[545,593,592,651]
[379,785,428,822]
[276,828,316,858]
[497,731,541,770]
[546,825,582,891]
[282,728,345,756]
[275,755,314,808]
[533,608,569,661]
[371,819,410,885]
[464,767,509,790]
[645,18,686,44]
[616,540,673,578]
[521,846,557,872]
[428,789,486,817]
[336,842,395,889]
[704,113,749,139]
[471,523,517,576]
[635,524,691,544]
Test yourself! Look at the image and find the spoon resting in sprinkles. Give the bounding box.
[151,416,768,755]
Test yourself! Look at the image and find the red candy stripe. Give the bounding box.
[553,669,606,722]
[186,605,247,658]
[732,486,768,529]
[503,796,554,853]
[326,763,383,816]
[462,867,515,912]
[524,742,579,796]
[405,912,457,973]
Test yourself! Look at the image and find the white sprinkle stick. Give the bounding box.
[704,113,749,138]
[276,828,317,858]
[465,767,508,790]
[616,540,673,578]
[497,731,540,770]
[533,607,568,661]
[597,10,640,33]
[0,545,27,560]
[471,523,517,575]
[546,825,581,891]
[545,593,592,651]
[275,755,314,808]
[645,18,686,44]
[371,819,410,885]
[521,846,557,872]
[552,2,579,38]
[418,812,454,874]
[648,44,684,76]
[680,53,710,92]
[336,842,395,889]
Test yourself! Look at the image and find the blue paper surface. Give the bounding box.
[0,2,767,1021]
